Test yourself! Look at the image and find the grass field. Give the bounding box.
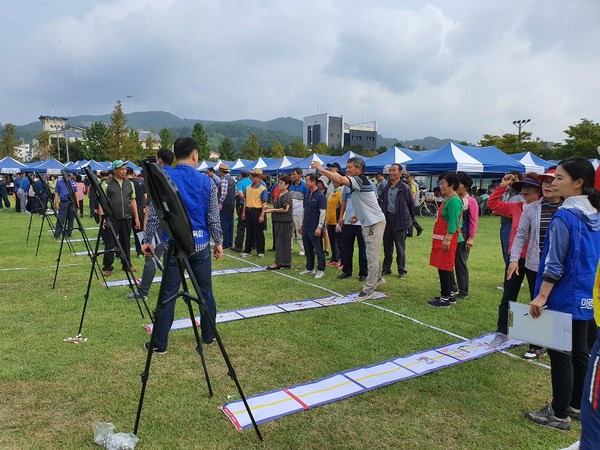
[0,209,580,449]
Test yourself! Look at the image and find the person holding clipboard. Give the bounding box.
[525,157,600,431]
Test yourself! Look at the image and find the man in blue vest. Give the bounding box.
[218,163,236,249]
[53,171,77,238]
[142,137,223,353]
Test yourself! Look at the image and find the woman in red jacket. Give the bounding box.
[488,173,541,348]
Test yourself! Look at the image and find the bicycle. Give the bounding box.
[417,193,438,218]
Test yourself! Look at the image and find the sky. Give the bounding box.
[1,0,598,144]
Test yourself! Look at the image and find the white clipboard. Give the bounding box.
[508,302,572,352]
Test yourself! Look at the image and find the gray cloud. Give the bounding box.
[1,0,598,144]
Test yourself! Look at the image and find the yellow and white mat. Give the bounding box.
[221,333,521,430]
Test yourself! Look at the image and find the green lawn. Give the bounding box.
[0,209,579,449]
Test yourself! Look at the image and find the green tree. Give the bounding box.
[106,100,136,161]
[218,137,236,161]
[83,121,108,160]
[66,140,87,162]
[129,129,147,163]
[158,128,174,151]
[1,123,18,158]
[313,143,329,155]
[270,140,285,158]
[241,133,262,160]
[478,132,544,155]
[192,123,211,160]
[553,118,600,159]
[287,140,310,158]
[35,130,52,160]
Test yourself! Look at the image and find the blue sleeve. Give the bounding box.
[542,216,570,283]
[260,189,268,202]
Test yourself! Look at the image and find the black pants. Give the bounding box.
[451,241,470,295]
[407,212,423,237]
[496,258,536,334]
[340,224,367,277]
[102,218,133,271]
[438,269,453,297]
[549,319,589,418]
[234,202,245,249]
[383,213,407,275]
[326,224,341,262]
[244,208,265,255]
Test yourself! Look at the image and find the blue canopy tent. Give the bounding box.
[325,151,370,170]
[80,160,111,172]
[365,146,433,173]
[229,158,254,175]
[406,143,526,175]
[509,152,552,174]
[262,156,303,175]
[244,157,279,172]
[0,156,28,174]
[125,160,142,173]
[30,158,69,175]
[285,153,335,171]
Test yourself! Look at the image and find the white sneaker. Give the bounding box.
[299,269,316,275]
[314,270,325,279]
[257,253,265,258]
[376,277,386,287]
[560,441,580,450]
[299,251,305,256]
[489,332,509,348]
[240,252,251,257]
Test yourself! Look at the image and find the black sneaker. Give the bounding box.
[337,273,352,279]
[381,269,392,275]
[143,342,167,354]
[434,296,456,304]
[525,403,571,431]
[428,298,452,308]
[455,293,469,299]
[203,338,216,346]
[358,276,367,282]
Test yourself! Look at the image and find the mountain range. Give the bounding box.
[10,111,464,151]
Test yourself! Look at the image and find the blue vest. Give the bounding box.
[166,165,210,247]
[535,209,599,320]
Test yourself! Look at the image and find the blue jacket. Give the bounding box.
[535,196,600,320]
[166,165,210,247]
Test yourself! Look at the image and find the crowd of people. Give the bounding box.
[3,140,600,448]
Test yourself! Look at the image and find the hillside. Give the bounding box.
[9,111,464,152]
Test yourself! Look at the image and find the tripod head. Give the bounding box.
[142,162,195,255]
[83,166,115,222]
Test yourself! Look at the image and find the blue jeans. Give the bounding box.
[54,201,75,238]
[302,230,325,271]
[220,205,234,248]
[581,327,600,450]
[153,246,216,348]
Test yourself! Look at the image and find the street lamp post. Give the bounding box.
[512,119,531,146]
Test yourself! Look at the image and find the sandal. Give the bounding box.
[266,264,281,271]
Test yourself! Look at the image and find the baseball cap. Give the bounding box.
[112,160,126,170]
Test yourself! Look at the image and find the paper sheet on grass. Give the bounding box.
[142,292,388,333]
[103,266,267,287]
[221,333,522,430]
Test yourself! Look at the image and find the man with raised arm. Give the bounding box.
[311,157,386,300]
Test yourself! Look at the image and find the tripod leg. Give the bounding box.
[133,247,175,435]
[52,225,68,289]
[26,212,34,243]
[35,213,46,257]
[77,220,106,336]
[181,254,263,441]
[179,274,213,397]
